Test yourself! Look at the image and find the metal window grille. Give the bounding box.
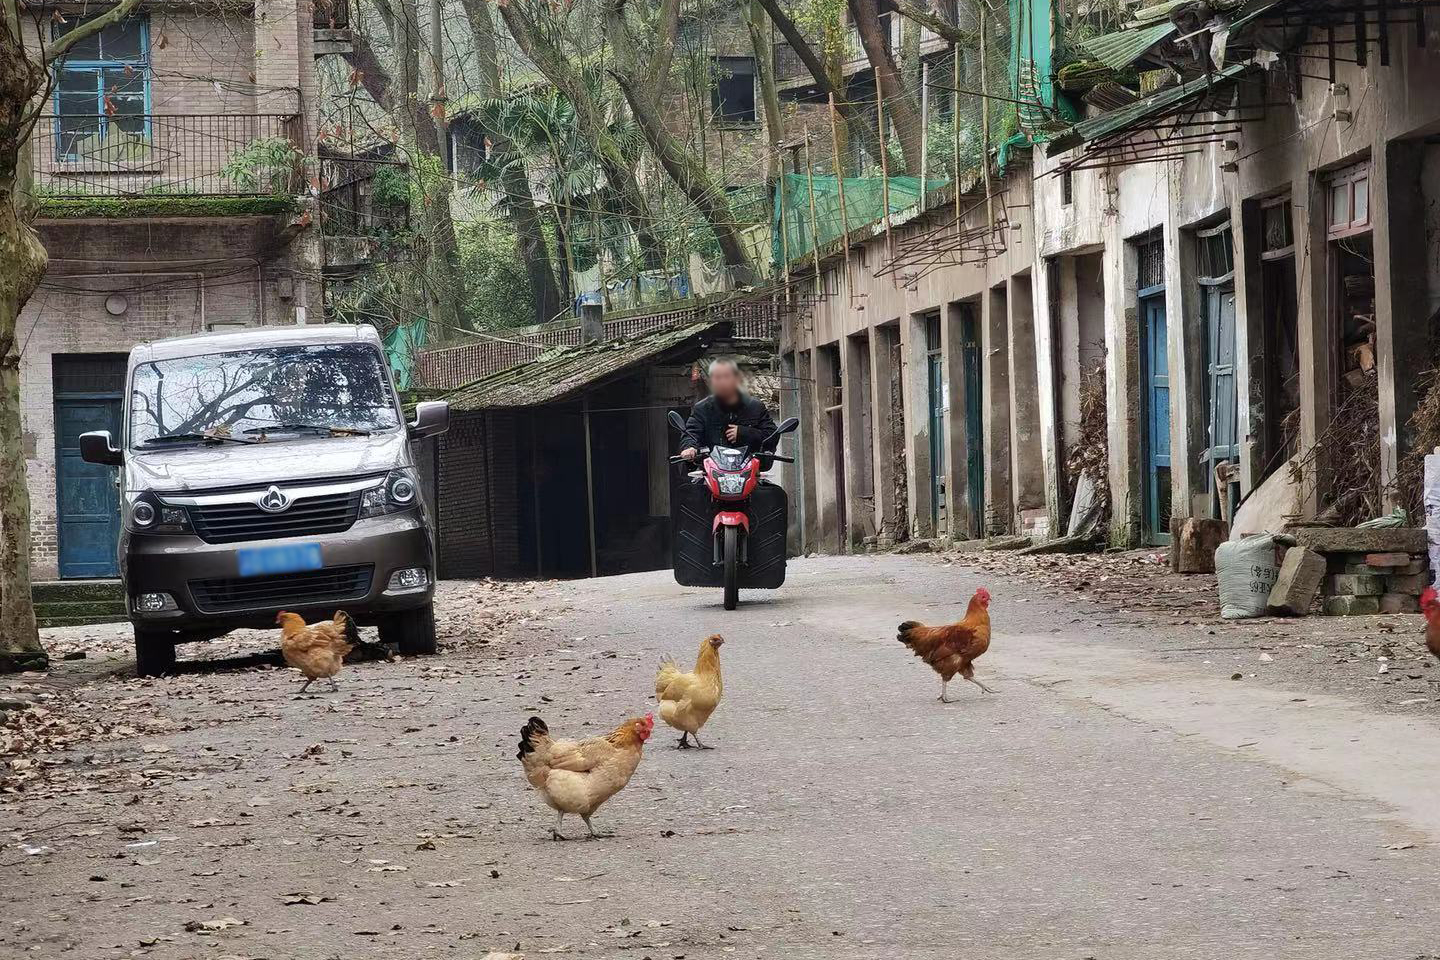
[1138,236,1165,290]
[52,354,127,396]
[1262,199,1293,253]
[1197,224,1235,280]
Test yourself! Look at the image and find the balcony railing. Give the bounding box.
[32,113,304,198]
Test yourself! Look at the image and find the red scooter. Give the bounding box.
[668,411,799,609]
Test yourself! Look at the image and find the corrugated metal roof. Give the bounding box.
[1081,20,1178,71]
[1046,62,1252,155]
[444,320,724,411]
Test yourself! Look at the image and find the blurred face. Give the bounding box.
[709,363,741,404]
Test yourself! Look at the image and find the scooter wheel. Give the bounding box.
[722,525,739,610]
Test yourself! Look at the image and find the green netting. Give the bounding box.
[772,173,947,267]
[384,317,428,391]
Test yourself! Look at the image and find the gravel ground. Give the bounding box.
[3,557,1439,960]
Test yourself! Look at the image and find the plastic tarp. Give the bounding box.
[383,318,428,392]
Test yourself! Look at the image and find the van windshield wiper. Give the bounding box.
[241,423,372,437]
[143,432,258,446]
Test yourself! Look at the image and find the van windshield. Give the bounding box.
[128,343,401,448]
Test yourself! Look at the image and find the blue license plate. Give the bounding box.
[237,543,322,578]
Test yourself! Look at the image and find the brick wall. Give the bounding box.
[435,414,494,578]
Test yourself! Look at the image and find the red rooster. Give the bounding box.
[897,587,994,702]
[1420,587,1440,663]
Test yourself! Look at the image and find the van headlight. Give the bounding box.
[127,494,191,533]
[361,469,421,517]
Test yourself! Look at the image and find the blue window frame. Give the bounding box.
[51,13,151,161]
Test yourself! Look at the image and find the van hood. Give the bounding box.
[127,430,410,493]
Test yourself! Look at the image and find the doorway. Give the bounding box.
[53,354,126,578]
[960,309,985,536]
[1141,294,1171,544]
[1198,223,1238,518]
[923,313,946,534]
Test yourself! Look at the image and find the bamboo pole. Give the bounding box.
[980,5,994,232]
[954,43,962,225]
[802,134,823,289]
[920,60,930,192]
[828,93,853,306]
[877,75,893,264]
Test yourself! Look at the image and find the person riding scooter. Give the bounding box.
[678,358,778,461]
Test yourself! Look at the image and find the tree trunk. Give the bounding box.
[0,9,50,670]
[747,0,785,183]
[849,0,925,175]
[497,0,666,271]
[751,0,882,168]
[456,0,563,325]
[602,0,757,284]
[383,0,467,334]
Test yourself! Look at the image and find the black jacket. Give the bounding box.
[680,392,778,453]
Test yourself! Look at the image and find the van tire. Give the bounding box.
[134,629,177,676]
[383,603,437,656]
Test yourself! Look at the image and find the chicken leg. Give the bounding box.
[689,732,713,750]
[326,677,340,693]
[676,732,692,749]
[581,814,611,839]
[964,673,997,695]
[550,810,569,841]
[938,678,957,703]
[297,678,314,695]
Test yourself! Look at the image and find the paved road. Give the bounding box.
[6,556,1440,959]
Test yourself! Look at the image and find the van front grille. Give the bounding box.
[188,490,362,544]
[189,565,374,613]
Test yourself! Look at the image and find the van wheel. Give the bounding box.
[382,603,437,656]
[134,628,177,677]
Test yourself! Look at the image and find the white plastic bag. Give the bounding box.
[1424,452,1440,587]
[1216,534,1280,619]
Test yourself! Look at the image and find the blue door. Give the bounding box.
[56,398,122,578]
[925,315,946,533]
[1205,286,1239,517]
[1141,294,1171,545]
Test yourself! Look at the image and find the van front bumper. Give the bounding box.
[122,512,435,636]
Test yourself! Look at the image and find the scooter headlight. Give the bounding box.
[716,473,748,495]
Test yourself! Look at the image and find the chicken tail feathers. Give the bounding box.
[335,609,361,646]
[897,620,924,645]
[517,715,549,760]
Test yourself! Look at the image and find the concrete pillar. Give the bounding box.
[813,344,841,552]
[1162,199,1210,522]
[1032,254,1065,533]
[796,349,821,550]
[983,284,1013,534]
[870,324,903,542]
[1055,257,1083,454]
[1373,138,1429,504]
[1103,224,1143,546]
[941,300,973,538]
[1007,273,1045,520]
[779,351,802,555]
[1231,196,1267,494]
[899,313,934,539]
[1293,169,1331,517]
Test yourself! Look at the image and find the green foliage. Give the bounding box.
[36,195,300,219]
[370,164,411,210]
[220,136,304,194]
[455,219,537,330]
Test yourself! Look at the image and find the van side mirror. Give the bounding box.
[409,401,449,439]
[667,410,686,432]
[79,430,122,466]
[764,417,800,445]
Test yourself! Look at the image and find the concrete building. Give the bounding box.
[20,0,331,580]
[779,0,1440,554]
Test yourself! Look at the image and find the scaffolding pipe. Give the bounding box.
[828,93,854,307]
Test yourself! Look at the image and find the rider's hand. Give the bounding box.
[681,447,698,461]
[725,425,740,443]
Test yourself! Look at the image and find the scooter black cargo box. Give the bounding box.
[671,478,788,589]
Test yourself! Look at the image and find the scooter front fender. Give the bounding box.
[712,511,750,533]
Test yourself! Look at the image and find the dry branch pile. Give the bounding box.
[1064,361,1111,525]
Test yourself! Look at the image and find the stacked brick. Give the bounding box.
[1290,528,1431,616]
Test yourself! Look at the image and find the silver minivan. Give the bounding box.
[80,324,448,675]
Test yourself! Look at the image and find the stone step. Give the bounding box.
[37,613,131,629]
[31,579,124,604]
